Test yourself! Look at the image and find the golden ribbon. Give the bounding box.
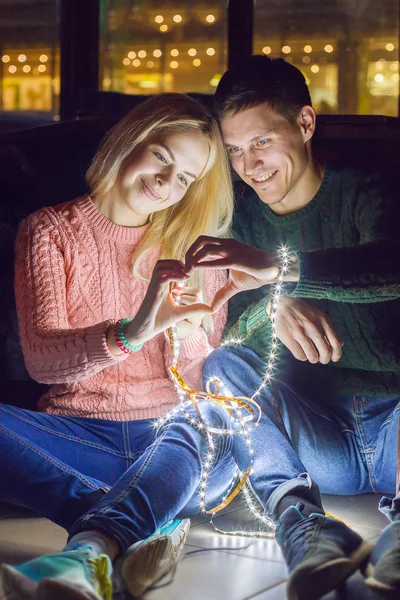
[168,356,262,514]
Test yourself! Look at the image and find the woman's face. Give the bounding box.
[117,128,210,225]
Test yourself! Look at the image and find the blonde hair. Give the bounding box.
[86,93,234,331]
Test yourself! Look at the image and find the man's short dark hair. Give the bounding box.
[214,55,312,124]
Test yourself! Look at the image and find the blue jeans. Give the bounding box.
[0,398,269,553]
[203,346,400,522]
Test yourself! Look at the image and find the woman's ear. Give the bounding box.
[298,105,316,142]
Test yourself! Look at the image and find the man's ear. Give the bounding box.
[298,105,316,142]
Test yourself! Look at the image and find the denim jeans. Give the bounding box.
[0,398,268,553]
[203,346,400,522]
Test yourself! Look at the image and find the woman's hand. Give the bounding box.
[108,260,212,354]
[173,287,205,340]
[185,236,285,311]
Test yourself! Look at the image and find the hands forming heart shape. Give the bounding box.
[123,237,292,348]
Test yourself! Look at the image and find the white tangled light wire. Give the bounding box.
[155,246,290,537]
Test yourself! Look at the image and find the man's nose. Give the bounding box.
[243,151,263,177]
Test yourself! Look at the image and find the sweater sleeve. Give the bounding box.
[14,209,126,385]
[290,175,400,303]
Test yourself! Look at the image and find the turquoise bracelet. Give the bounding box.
[115,317,143,354]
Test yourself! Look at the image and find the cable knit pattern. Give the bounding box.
[14,196,227,420]
[226,166,400,397]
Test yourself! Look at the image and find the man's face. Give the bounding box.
[221,103,312,212]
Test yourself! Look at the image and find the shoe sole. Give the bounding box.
[287,539,373,600]
[36,579,101,600]
[0,565,38,600]
[365,575,399,600]
[120,519,190,597]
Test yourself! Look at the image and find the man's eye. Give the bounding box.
[228,147,240,155]
[155,152,168,164]
[178,175,188,186]
[257,139,270,146]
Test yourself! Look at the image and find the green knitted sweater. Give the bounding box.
[225,165,400,398]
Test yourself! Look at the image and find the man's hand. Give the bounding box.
[185,236,282,311]
[273,296,343,364]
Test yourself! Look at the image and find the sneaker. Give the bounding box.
[0,548,112,600]
[276,503,372,600]
[115,518,190,598]
[365,520,400,599]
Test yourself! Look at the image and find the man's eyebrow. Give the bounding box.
[161,144,197,180]
[224,129,277,147]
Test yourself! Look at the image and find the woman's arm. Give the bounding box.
[14,209,127,384]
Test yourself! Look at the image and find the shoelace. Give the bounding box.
[284,517,317,566]
[88,555,112,600]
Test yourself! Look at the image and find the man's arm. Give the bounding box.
[290,240,400,303]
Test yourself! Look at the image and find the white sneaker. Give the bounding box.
[115,519,190,598]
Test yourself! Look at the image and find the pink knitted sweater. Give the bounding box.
[14,196,227,421]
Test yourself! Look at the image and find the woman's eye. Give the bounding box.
[178,175,188,186]
[155,152,168,164]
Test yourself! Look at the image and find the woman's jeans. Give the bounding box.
[0,396,265,554]
[203,346,400,524]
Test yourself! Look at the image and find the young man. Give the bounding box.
[186,56,400,600]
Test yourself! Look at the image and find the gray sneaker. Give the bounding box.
[365,520,400,599]
[276,502,372,600]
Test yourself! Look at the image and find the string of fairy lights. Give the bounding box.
[155,246,291,537]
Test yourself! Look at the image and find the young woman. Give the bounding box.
[0,93,236,600]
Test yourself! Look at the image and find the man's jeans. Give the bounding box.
[0,396,272,554]
[203,346,400,522]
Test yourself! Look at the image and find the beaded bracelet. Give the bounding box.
[114,317,143,354]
